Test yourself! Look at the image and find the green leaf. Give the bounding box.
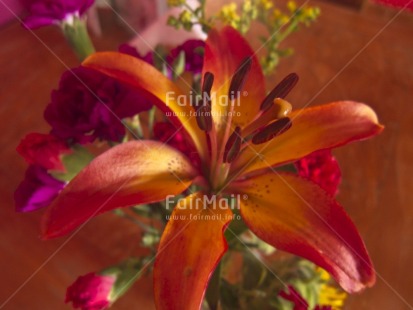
[242,252,267,290]
[153,45,168,76]
[172,51,186,79]
[105,258,147,302]
[50,145,94,182]
[141,231,160,247]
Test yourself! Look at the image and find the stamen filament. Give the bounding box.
[212,97,236,189]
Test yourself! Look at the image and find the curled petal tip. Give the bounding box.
[233,172,377,294]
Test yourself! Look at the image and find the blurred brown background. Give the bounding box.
[0,0,412,309]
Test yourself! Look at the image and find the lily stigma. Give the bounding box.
[42,27,383,310]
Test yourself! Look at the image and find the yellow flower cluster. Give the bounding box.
[167,0,186,7]
[179,10,192,24]
[243,0,253,12]
[285,1,321,25]
[303,6,321,21]
[264,1,321,36]
[217,0,277,33]
[317,269,347,309]
[167,9,194,31]
[287,0,297,12]
[166,0,320,75]
[258,0,273,10]
[219,3,241,28]
[271,8,289,26]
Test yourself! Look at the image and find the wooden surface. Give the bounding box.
[1,1,412,309]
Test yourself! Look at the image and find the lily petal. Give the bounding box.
[231,101,383,175]
[82,52,207,158]
[229,172,376,293]
[154,192,232,310]
[42,141,197,239]
[203,27,265,137]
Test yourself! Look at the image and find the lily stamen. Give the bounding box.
[212,58,252,188]
[218,57,253,166]
[202,72,214,104]
[194,72,215,132]
[260,72,299,111]
[223,126,242,163]
[228,57,252,100]
[194,99,212,132]
[243,98,293,137]
[251,117,292,145]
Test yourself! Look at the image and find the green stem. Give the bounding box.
[62,16,96,61]
[183,2,197,15]
[133,115,144,139]
[147,106,157,138]
[185,1,212,33]
[114,209,158,234]
[277,18,299,43]
[205,261,222,310]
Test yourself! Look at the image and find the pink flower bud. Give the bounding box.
[65,273,116,310]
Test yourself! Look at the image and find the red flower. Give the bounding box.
[294,150,341,197]
[153,121,200,167]
[373,0,413,11]
[65,272,116,310]
[16,133,70,171]
[44,67,152,144]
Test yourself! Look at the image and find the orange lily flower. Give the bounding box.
[42,27,383,309]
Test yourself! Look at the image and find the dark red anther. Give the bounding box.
[260,73,299,111]
[251,117,292,145]
[202,72,214,100]
[194,101,212,132]
[223,126,242,163]
[194,72,214,132]
[229,57,252,101]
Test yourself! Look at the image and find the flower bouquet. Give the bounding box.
[15,0,383,309]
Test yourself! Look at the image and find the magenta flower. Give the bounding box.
[16,133,70,171]
[44,67,152,144]
[119,39,205,76]
[294,150,341,197]
[14,165,65,213]
[22,0,95,29]
[166,39,205,75]
[118,44,154,64]
[65,272,116,310]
